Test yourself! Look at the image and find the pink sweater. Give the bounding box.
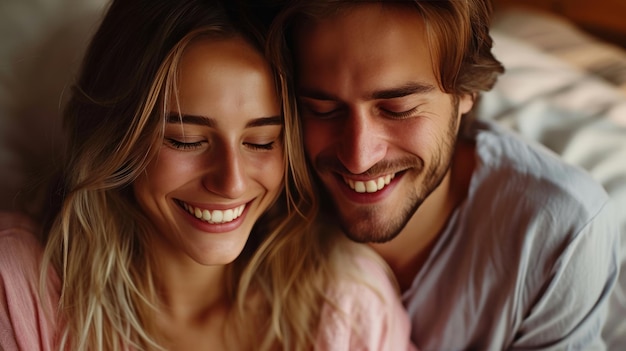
[0,212,60,351]
[0,212,415,350]
[316,255,417,351]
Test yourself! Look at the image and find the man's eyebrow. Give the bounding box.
[369,82,435,100]
[297,82,436,101]
[297,89,338,101]
[166,114,281,128]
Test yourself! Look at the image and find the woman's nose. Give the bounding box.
[202,146,247,199]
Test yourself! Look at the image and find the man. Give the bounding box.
[267,0,620,350]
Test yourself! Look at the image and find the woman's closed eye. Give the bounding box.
[243,125,282,151]
[244,141,276,151]
[165,137,206,150]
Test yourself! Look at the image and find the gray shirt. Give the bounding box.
[404,120,620,351]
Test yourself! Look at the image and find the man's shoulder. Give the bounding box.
[404,121,620,348]
[469,119,610,224]
[457,120,617,275]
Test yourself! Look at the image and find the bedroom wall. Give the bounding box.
[0,0,108,213]
[495,0,626,47]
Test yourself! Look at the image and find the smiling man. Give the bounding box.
[268,0,620,350]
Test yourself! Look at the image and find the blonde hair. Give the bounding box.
[41,0,385,350]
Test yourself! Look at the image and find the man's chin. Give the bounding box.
[340,220,403,244]
[334,197,421,244]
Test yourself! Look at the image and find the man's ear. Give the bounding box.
[459,93,475,115]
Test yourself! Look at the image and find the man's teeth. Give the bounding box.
[182,203,245,224]
[344,174,395,193]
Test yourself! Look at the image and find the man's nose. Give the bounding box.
[202,146,247,199]
[337,109,386,175]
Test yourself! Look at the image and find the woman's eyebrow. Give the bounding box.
[166,114,281,128]
[167,113,216,127]
[245,116,282,128]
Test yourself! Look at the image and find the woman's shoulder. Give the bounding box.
[0,211,60,351]
[0,210,60,298]
[317,240,417,351]
[0,211,40,233]
[329,239,399,296]
[0,211,46,269]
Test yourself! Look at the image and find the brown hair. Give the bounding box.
[266,0,505,133]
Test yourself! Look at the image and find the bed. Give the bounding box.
[1,0,625,348]
[486,5,626,348]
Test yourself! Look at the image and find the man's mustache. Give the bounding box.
[314,155,424,176]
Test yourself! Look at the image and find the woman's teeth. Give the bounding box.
[182,202,245,224]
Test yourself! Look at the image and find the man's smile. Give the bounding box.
[342,173,396,193]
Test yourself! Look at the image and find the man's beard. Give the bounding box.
[335,148,452,244]
[315,103,461,244]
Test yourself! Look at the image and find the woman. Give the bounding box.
[0,0,414,350]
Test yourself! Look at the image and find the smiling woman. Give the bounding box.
[133,36,285,266]
[0,0,414,350]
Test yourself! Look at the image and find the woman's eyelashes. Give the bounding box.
[165,137,206,150]
[165,136,280,151]
[244,141,276,151]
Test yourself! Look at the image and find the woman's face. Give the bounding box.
[133,36,283,266]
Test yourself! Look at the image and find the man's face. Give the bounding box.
[294,3,473,243]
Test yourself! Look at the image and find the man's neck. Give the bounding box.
[369,140,476,292]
